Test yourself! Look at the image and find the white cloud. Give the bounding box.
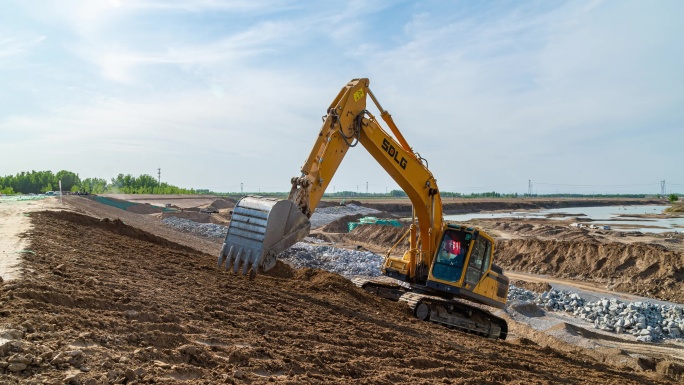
[0,35,45,61]
[2,0,682,193]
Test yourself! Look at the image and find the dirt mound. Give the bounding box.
[263,260,296,279]
[1,209,671,383]
[666,203,684,213]
[511,279,552,293]
[209,198,235,209]
[496,238,684,303]
[320,214,365,233]
[508,301,546,317]
[42,210,195,252]
[161,211,213,223]
[344,224,409,253]
[546,323,628,343]
[126,203,164,214]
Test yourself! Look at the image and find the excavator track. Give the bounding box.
[352,277,508,340]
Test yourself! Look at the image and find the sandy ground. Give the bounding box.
[0,208,676,384]
[0,198,63,281]
[1,196,683,383]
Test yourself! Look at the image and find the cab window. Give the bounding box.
[431,230,469,282]
[465,237,491,286]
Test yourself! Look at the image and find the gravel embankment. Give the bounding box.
[309,204,381,229]
[161,217,228,238]
[278,241,384,277]
[508,286,684,341]
[162,203,380,237]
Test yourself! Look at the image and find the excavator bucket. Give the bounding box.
[218,196,310,277]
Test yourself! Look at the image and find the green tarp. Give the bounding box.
[348,216,402,232]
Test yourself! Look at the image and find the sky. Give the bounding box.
[1,0,682,195]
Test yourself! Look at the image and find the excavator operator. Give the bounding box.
[433,231,469,281]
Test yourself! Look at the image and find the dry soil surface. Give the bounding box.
[0,209,677,384]
[0,198,63,281]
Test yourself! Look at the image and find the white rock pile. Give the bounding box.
[309,204,381,229]
[508,285,684,342]
[277,242,384,277]
[161,217,228,238]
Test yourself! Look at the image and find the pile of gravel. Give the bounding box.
[162,217,228,238]
[509,286,684,342]
[278,242,384,277]
[310,204,381,229]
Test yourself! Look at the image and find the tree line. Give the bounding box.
[0,170,197,195]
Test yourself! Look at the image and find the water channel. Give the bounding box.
[444,205,684,233]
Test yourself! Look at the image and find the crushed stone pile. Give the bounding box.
[508,285,684,342]
[161,217,227,238]
[277,242,384,277]
[309,204,381,229]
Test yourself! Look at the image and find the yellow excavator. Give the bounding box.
[218,78,510,339]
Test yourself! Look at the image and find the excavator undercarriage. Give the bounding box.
[351,278,508,340]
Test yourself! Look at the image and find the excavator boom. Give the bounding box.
[219,78,441,278]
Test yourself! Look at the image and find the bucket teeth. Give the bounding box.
[233,248,243,274]
[242,250,251,275]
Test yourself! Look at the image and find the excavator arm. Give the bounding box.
[218,78,443,279]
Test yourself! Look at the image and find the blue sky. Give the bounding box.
[1,0,682,194]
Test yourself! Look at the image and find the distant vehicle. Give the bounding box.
[45,191,55,196]
[589,225,598,229]
[603,225,611,230]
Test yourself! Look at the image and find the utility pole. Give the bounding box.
[241,183,244,194]
[661,180,666,196]
[157,168,161,185]
[366,182,368,194]
[528,180,533,196]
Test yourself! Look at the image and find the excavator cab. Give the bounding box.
[431,229,470,282]
[425,224,508,309]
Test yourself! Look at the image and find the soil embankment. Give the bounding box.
[350,198,664,216]
[0,210,674,384]
[495,239,684,303]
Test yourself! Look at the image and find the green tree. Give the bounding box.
[669,194,679,203]
[55,170,81,191]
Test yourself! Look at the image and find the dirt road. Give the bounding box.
[0,207,676,384]
[0,197,62,281]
